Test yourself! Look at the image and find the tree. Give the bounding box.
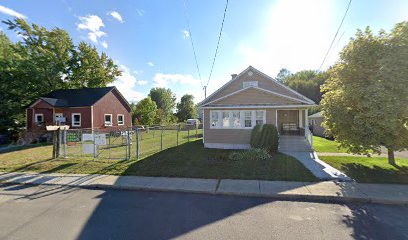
[133,97,157,126]
[176,94,198,121]
[148,88,176,124]
[285,70,329,103]
[68,41,120,88]
[321,22,408,165]
[275,68,291,83]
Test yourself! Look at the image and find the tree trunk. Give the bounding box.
[387,148,396,165]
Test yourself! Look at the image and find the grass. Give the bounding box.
[313,136,347,153]
[320,156,408,184]
[0,139,317,182]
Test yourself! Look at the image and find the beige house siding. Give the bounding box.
[202,69,304,105]
[213,88,300,105]
[203,108,277,144]
[310,116,325,137]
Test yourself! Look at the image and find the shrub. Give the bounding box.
[250,124,279,153]
[228,148,271,161]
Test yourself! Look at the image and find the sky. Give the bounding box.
[0,0,407,103]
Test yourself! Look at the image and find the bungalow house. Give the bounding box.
[198,66,316,149]
[308,111,326,137]
[27,86,132,131]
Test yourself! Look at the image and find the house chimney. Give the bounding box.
[231,74,237,79]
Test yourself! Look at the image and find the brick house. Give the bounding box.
[27,86,132,131]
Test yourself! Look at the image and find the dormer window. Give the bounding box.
[243,81,258,88]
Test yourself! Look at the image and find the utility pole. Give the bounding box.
[203,86,207,98]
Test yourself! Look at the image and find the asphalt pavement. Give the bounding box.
[0,183,407,240]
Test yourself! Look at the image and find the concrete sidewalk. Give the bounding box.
[0,171,407,205]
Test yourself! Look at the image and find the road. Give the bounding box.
[0,184,407,240]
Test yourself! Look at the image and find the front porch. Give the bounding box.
[276,109,308,136]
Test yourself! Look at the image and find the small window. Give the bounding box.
[243,81,258,88]
[232,111,240,128]
[72,113,81,127]
[222,112,230,127]
[211,112,219,127]
[35,114,44,124]
[117,114,124,125]
[256,111,265,125]
[104,114,112,126]
[244,111,252,128]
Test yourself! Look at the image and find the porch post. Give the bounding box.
[305,109,308,137]
[298,110,303,128]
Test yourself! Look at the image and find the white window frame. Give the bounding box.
[209,110,266,129]
[71,113,81,127]
[34,113,44,124]
[243,81,258,88]
[104,114,113,126]
[255,110,266,126]
[117,114,124,126]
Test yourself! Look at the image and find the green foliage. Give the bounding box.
[321,22,408,164]
[133,97,158,126]
[176,94,198,122]
[285,70,329,103]
[250,124,279,153]
[275,68,291,83]
[148,88,176,124]
[0,18,121,139]
[228,148,271,161]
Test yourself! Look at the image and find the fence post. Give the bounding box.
[52,130,57,159]
[126,128,131,160]
[188,126,190,142]
[177,124,180,146]
[195,124,198,138]
[136,127,140,160]
[63,129,67,158]
[160,126,163,150]
[93,129,98,159]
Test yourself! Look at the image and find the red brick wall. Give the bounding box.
[93,90,132,129]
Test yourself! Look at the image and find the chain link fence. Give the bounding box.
[57,123,202,160]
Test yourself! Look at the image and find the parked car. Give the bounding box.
[186,119,200,126]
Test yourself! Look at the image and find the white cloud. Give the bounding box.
[77,15,106,43]
[101,41,108,48]
[147,62,154,67]
[238,0,336,76]
[153,73,201,88]
[0,5,27,19]
[137,9,145,16]
[112,64,146,102]
[183,30,190,39]
[108,11,124,23]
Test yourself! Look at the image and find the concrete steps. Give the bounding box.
[278,135,313,152]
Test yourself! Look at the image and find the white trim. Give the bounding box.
[117,114,125,125]
[104,114,113,126]
[275,109,278,126]
[299,110,303,128]
[305,109,309,136]
[91,106,94,129]
[34,113,44,124]
[203,104,315,109]
[202,110,205,144]
[71,113,81,127]
[204,143,251,149]
[202,86,312,107]
[198,66,315,106]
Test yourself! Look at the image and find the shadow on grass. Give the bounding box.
[121,140,317,182]
[339,163,408,184]
[40,163,78,174]
[0,143,51,154]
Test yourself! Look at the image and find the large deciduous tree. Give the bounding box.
[176,94,198,122]
[321,22,408,165]
[148,88,176,124]
[133,97,157,126]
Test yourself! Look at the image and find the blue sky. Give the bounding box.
[1,0,407,103]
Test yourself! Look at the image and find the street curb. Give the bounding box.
[2,179,407,207]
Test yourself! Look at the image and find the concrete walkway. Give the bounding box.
[0,171,407,205]
[279,135,351,181]
[318,152,408,159]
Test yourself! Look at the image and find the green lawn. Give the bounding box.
[0,139,317,182]
[313,136,347,153]
[320,156,408,184]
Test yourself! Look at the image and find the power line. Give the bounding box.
[183,0,204,88]
[318,0,352,72]
[206,0,229,91]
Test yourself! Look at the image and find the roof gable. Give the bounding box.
[199,66,315,106]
